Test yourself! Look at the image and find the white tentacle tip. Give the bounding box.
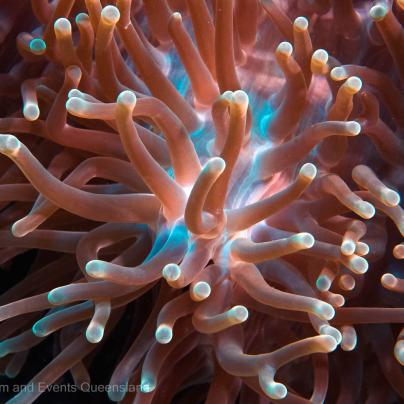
[356,201,375,219]
[259,366,287,400]
[345,76,362,93]
[341,240,356,256]
[341,326,357,351]
[0,134,21,156]
[155,324,173,344]
[300,163,317,180]
[85,260,105,277]
[346,121,361,135]
[207,157,226,174]
[23,103,40,121]
[349,256,368,274]
[314,301,335,321]
[330,66,348,81]
[292,232,315,249]
[265,382,287,400]
[356,242,370,256]
[393,244,404,259]
[54,18,72,34]
[293,16,308,31]
[381,272,397,288]
[320,325,342,345]
[233,90,249,114]
[228,305,249,323]
[117,90,137,108]
[172,12,182,20]
[381,189,400,207]
[332,293,345,307]
[394,340,404,365]
[192,282,211,301]
[370,4,388,21]
[32,321,48,337]
[276,41,293,56]
[101,5,120,24]
[312,49,328,65]
[47,288,64,305]
[68,89,84,99]
[66,97,85,114]
[220,90,234,101]
[86,323,105,344]
[316,275,331,292]
[75,12,90,24]
[162,263,181,282]
[11,220,27,238]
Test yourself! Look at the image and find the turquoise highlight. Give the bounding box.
[32,321,46,337]
[29,38,46,54]
[47,289,63,305]
[169,52,191,97]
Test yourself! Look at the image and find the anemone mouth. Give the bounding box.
[0,0,403,402]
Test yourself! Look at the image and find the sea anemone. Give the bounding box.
[0,0,403,403]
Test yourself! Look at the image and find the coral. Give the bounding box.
[0,0,403,402]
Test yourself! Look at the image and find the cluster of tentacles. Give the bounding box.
[0,0,403,402]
